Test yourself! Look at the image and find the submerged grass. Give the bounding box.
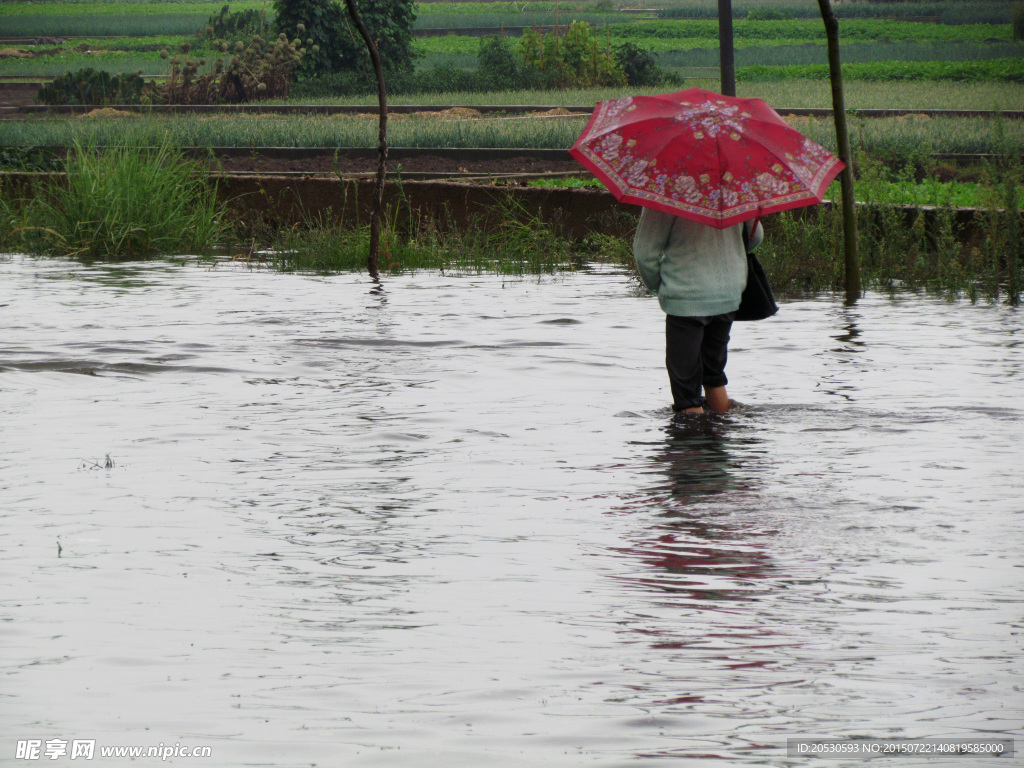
[1,142,1020,303]
[1,139,227,259]
[270,195,581,276]
[756,156,1024,303]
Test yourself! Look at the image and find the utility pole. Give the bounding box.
[817,0,861,302]
[718,0,735,96]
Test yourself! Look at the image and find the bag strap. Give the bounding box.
[742,217,762,254]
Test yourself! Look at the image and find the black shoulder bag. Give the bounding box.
[734,220,779,322]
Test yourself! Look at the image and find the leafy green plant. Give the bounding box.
[519,21,626,89]
[35,68,153,105]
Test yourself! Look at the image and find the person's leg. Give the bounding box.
[665,315,707,413]
[700,313,734,413]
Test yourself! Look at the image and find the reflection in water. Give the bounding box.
[612,415,778,606]
[2,260,1022,767]
[607,416,789,726]
[819,305,866,401]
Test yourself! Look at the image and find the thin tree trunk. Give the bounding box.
[717,0,735,96]
[344,0,387,279]
[817,0,861,302]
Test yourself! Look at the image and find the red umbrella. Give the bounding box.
[569,88,845,229]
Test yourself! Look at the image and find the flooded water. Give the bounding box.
[1,256,1021,767]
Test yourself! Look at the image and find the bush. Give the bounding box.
[36,68,153,106]
[519,21,626,89]
[163,35,302,104]
[613,42,664,87]
[478,36,531,91]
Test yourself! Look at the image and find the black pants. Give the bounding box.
[665,313,734,411]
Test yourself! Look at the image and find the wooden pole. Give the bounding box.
[817,0,861,302]
[718,0,735,96]
[344,0,387,279]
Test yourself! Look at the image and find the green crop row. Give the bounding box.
[739,58,1024,83]
[10,42,1020,82]
[412,18,1013,57]
[528,175,1024,209]
[415,12,627,28]
[257,80,1024,112]
[614,19,1013,43]
[0,113,1020,157]
[0,2,262,16]
[0,15,210,37]
[0,53,166,78]
[657,42,1024,68]
[654,0,1015,25]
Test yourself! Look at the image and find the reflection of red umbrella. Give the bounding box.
[569,88,845,229]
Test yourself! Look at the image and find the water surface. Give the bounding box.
[1,257,1021,767]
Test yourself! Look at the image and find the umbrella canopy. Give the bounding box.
[569,88,845,229]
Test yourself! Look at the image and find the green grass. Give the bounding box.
[1,139,227,259]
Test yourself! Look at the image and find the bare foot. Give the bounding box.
[704,386,730,413]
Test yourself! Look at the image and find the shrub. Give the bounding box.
[162,35,302,104]
[613,42,663,87]
[36,68,153,106]
[519,21,626,89]
[478,35,532,91]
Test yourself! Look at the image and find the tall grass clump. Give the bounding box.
[7,140,227,259]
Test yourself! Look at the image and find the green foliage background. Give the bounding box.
[271,0,415,78]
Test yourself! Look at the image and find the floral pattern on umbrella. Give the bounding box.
[569,89,845,228]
